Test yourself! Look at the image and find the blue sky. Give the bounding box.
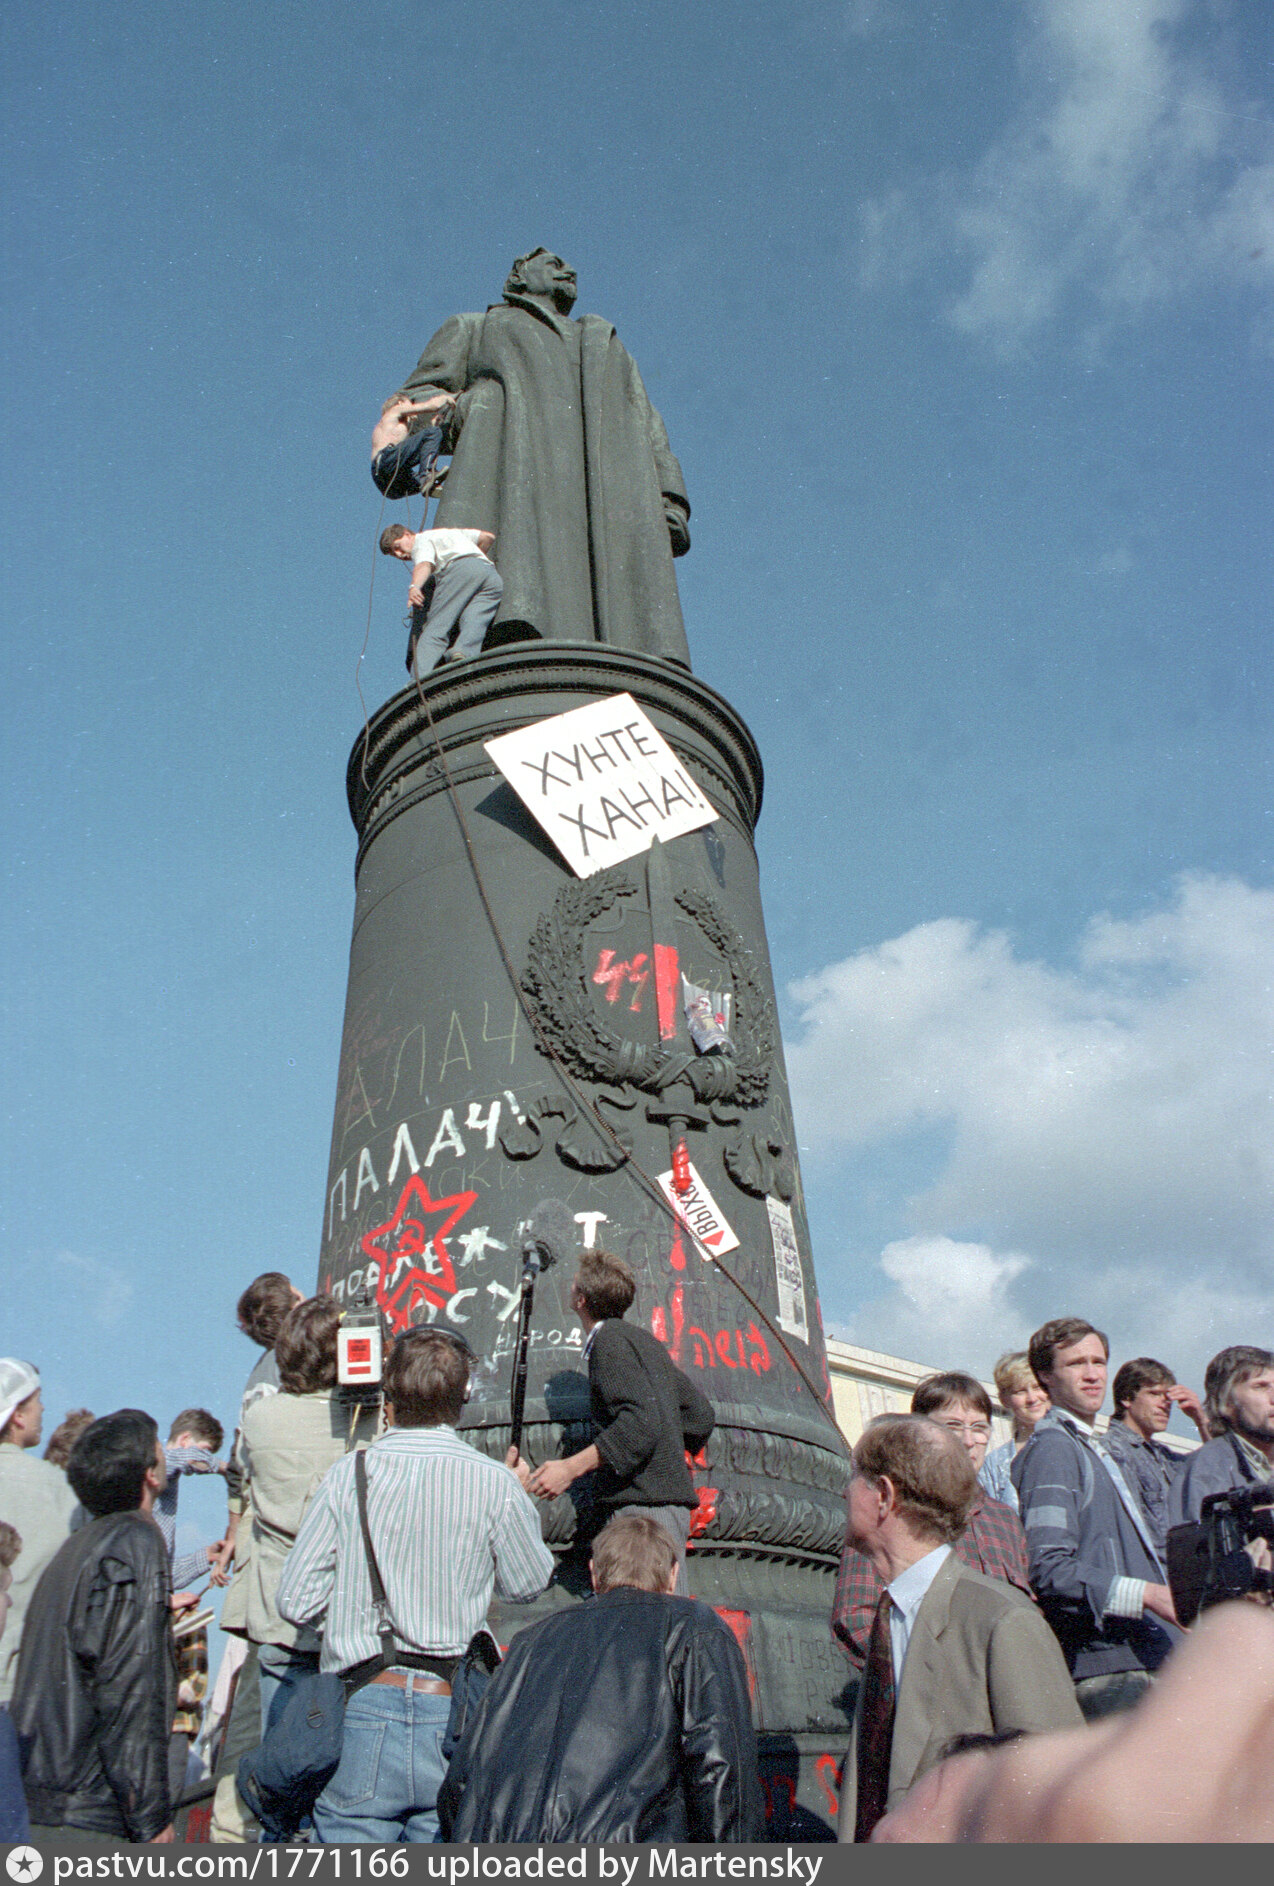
[3,0,1271,1561]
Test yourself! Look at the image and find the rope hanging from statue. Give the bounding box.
[361,486,847,1459]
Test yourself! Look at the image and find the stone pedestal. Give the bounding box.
[319,643,851,1836]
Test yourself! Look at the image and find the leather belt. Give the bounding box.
[368,1670,451,1695]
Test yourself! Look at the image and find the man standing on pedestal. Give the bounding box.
[379,523,502,674]
[527,1251,714,1582]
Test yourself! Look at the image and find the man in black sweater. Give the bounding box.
[528,1251,714,1573]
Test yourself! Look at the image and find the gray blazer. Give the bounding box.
[837,1553,1081,1840]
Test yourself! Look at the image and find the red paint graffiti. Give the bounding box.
[712,1607,757,1706]
[688,1323,771,1373]
[762,1774,797,1820]
[688,1483,720,1539]
[650,1284,685,1363]
[652,1293,769,1376]
[668,1228,686,1273]
[653,943,679,1040]
[591,948,650,1012]
[814,1753,842,1818]
[360,1173,478,1333]
[745,1323,771,1373]
[686,1323,718,1369]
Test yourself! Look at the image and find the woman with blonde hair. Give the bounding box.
[979,1352,1050,1512]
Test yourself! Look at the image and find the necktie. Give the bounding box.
[854,1590,896,1842]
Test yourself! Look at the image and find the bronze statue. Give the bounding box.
[391,250,692,667]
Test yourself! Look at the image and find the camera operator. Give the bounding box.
[1170,1346,1274,1527]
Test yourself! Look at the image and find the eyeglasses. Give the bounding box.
[933,1418,992,1442]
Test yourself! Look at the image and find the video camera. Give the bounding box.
[1166,1480,1274,1626]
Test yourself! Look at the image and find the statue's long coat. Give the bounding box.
[396,294,691,666]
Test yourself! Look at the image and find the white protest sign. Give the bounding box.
[767,1195,809,1343]
[657,1161,741,1260]
[484,693,717,878]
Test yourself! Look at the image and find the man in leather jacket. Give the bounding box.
[13,1410,177,1845]
[438,1513,765,1843]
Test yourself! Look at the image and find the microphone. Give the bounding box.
[509,1200,574,1458]
[519,1198,574,1278]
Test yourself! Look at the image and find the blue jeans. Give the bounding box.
[312,1675,450,1844]
[371,426,444,499]
[256,1642,321,1738]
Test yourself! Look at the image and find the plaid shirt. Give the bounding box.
[831,1493,1033,1670]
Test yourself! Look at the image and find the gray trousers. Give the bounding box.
[409,555,503,675]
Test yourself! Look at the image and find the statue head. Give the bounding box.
[504,248,577,316]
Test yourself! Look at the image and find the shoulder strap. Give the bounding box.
[1228,1430,1261,1483]
[354,1451,398,1671]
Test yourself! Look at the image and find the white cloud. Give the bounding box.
[859,0,1274,351]
[831,1235,1034,1369]
[789,873,1274,1382]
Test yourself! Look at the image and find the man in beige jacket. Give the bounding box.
[838,1415,1080,1842]
[0,1360,80,1704]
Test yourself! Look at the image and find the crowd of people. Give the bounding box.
[833,1324,1274,1839]
[1,1274,1271,1848]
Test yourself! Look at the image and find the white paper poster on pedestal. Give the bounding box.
[767,1195,809,1344]
[657,1162,740,1260]
[484,693,717,877]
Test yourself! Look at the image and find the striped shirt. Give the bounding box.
[275,1425,554,1672]
[155,1443,220,1558]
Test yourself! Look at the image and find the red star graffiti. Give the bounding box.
[360,1173,479,1333]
